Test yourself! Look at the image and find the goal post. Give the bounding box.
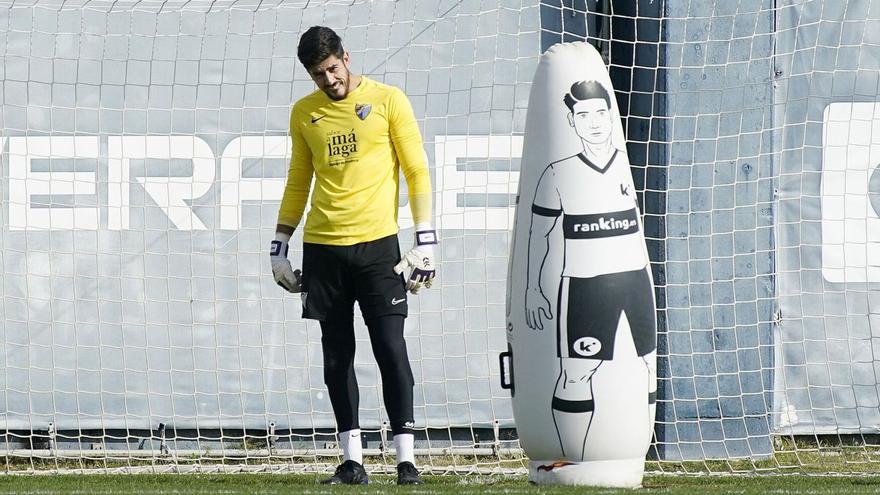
[2,0,880,476]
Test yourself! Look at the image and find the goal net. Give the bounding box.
[1,0,879,476]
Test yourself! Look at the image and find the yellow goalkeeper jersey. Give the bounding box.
[278,76,432,246]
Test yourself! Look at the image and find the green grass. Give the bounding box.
[0,473,880,494]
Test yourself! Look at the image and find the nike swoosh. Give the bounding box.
[311,115,326,123]
[391,297,405,305]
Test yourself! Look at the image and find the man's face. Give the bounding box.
[568,98,613,145]
[307,53,352,101]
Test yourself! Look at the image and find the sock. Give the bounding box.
[394,433,415,465]
[339,429,362,464]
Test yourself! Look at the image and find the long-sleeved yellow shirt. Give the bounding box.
[277,76,433,245]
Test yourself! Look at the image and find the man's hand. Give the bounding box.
[525,286,552,330]
[270,238,303,293]
[394,229,438,294]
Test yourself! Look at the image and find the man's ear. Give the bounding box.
[342,51,351,68]
[567,113,574,127]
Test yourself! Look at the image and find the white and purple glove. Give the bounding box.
[394,227,438,294]
[269,233,302,293]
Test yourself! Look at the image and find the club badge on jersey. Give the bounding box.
[355,103,372,120]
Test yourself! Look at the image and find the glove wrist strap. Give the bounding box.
[415,229,438,246]
[270,239,288,258]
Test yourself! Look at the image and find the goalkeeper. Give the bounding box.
[270,25,435,486]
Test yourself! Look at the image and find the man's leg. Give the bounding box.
[365,315,422,484]
[321,315,360,455]
[552,358,602,460]
[643,350,658,430]
[621,268,659,439]
[319,315,368,485]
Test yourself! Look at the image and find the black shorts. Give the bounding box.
[557,268,656,360]
[300,234,408,321]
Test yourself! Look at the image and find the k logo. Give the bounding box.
[355,103,372,120]
[573,337,601,357]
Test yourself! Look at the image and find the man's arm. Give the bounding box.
[277,107,314,231]
[388,87,432,226]
[388,87,437,294]
[276,223,295,237]
[525,213,557,330]
[525,167,561,330]
[270,107,313,293]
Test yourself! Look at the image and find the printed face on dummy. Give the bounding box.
[568,98,613,146]
[308,53,353,101]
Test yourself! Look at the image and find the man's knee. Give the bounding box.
[561,358,603,381]
[366,316,409,363]
[320,318,356,376]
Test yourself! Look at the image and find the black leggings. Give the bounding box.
[320,314,415,435]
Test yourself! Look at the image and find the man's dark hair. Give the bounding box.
[563,80,611,112]
[297,26,345,69]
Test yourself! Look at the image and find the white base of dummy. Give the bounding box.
[528,458,645,487]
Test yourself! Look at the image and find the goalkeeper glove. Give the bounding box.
[269,233,303,293]
[394,227,438,294]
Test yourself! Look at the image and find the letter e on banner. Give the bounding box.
[822,102,880,283]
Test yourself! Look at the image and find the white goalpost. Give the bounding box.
[1,0,880,476]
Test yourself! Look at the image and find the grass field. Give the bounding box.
[1,473,880,494]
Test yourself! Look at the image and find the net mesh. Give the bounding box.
[2,0,880,476]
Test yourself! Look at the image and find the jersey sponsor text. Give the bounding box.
[563,208,639,239]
